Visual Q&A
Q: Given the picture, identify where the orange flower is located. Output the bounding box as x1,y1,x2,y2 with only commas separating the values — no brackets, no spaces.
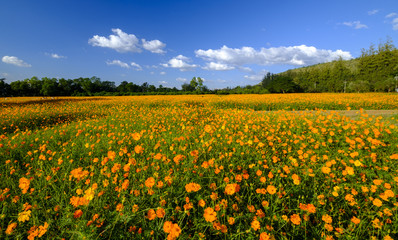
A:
345,166,354,175
290,214,301,225
19,177,30,194
146,209,156,220
204,125,212,133
321,166,331,174
163,221,173,233
132,132,141,141
185,182,201,192
198,199,206,207
306,204,316,213
73,209,83,218
260,232,271,240
224,183,239,195
266,185,277,195
38,222,49,237
145,177,155,188
251,219,261,231
107,151,116,160
351,216,360,224
228,217,235,225
156,208,166,218
204,207,217,222
134,145,143,154
322,214,332,224
373,198,382,207
5,222,17,235
163,221,181,240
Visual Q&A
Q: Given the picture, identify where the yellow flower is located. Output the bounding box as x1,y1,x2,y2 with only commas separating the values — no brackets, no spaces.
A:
18,210,31,222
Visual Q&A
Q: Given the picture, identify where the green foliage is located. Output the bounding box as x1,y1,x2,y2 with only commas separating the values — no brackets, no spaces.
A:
283,38,398,93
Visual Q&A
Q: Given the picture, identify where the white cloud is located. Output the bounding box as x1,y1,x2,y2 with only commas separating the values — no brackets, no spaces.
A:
142,39,166,54
195,45,352,67
386,13,397,18
176,77,187,82
89,28,166,54
89,28,141,53
131,62,143,71
2,56,31,67
158,81,167,85
392,18,398,30
161,55,197,71
244,70,269,82
368,9,379,15
50,53,66,59
160,71,166,75
342,21,368,29
106,60,130,68
203,62,235,71
385,13,398,30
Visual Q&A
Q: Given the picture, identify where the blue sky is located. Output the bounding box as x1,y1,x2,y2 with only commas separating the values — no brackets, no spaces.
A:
1,0,397,89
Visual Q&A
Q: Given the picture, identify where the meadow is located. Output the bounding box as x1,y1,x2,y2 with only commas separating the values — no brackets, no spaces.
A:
0,93,397,239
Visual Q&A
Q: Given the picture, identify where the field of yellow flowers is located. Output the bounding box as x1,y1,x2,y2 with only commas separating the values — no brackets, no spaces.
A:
0,93,397,239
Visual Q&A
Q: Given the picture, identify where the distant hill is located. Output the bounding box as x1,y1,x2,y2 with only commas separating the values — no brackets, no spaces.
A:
263,39,398,93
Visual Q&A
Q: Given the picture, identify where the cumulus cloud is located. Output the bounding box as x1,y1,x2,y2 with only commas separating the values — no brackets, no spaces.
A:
176,77,187,82
203,62,235,71
386,13,397,18
342,21,368,29
2,56,31,67
106,60,143,70
368,9,379,15
142,39,166,54
244,70,269,82
89,28,166,54
130,62,143,71
50,53,66,59
106,60,130,68
89,29,141,53
158,81,167,85
161,55,197,71
160,71,166,75
195,45,351,67
385,13,398,30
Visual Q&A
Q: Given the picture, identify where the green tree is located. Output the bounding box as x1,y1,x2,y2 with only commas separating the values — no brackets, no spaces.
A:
0,78,11,97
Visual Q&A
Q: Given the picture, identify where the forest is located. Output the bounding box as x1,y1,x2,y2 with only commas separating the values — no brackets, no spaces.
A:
262,39,398,93
1,39,397,97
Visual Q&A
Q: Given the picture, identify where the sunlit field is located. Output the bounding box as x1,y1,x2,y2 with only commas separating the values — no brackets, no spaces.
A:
1,93,397,239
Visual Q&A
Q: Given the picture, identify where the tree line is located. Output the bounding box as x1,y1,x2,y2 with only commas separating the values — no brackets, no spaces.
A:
261,39,398,93
0,77,213,97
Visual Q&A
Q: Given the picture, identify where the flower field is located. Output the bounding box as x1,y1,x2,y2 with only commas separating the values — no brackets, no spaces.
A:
0,93,398,239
